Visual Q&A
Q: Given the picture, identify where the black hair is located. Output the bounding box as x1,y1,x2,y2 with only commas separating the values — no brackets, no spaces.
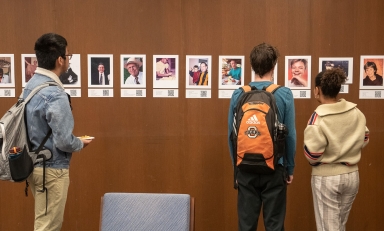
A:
34,33,67,70
315,68,347,98
250,43,279,77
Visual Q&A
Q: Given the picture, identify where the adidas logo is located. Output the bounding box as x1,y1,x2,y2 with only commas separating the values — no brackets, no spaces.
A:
246,114,260,124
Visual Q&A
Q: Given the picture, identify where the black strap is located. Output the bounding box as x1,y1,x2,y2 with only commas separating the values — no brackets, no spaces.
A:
36,153,48,215
25,129,52,215
34,129,52,154
36,129,52,216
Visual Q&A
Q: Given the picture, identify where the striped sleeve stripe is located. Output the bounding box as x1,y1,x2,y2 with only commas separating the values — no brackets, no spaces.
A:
340,162,356,166
304,145,323,160
308,112,318,125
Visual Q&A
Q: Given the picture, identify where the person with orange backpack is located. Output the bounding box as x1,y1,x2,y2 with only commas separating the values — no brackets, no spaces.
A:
228,43,297,231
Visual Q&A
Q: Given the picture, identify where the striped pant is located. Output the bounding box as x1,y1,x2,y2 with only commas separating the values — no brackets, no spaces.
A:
311,171,359,231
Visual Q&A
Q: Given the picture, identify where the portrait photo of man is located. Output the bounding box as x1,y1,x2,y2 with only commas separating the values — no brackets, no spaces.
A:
121,55,145,87
219,56,244,89
186,55,211,88
285,56,311,89
88,55,113,87
153,55,179,89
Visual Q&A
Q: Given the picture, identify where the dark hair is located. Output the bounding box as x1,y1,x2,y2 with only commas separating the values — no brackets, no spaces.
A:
291,59,307,69
0,68,3,74
193,65,199,68
250,43,279,77
315,68,347,98
364,61,377,73
200,62,208,73
98,62,105,67
34,33,67,70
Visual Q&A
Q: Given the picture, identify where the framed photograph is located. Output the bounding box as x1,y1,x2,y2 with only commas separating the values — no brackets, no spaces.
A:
21,54,38,87
251,63,278,85
285,56,311,89
88,54,113,88
153,55,178,89
121,54,146,88
359,55,384,89
185,55,211,89
0,54,15,87
319,57,353,84
219,56,244,89
59,54,81,87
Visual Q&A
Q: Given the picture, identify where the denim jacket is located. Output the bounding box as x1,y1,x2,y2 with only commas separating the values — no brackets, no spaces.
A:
23,69,83,169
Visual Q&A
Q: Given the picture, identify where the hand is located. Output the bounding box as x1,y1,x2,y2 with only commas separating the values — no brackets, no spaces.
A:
286,175,293,185
81,139,93,148
291,76,307,87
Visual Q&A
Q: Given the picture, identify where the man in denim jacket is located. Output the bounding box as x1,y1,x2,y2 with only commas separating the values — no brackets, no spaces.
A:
24,33,92,231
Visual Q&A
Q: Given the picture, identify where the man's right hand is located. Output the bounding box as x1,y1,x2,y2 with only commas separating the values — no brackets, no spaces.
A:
81,139,92,148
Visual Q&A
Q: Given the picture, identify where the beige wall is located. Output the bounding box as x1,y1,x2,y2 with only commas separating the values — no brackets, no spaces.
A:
0,0,383,230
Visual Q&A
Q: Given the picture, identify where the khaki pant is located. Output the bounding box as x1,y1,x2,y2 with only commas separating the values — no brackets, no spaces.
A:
28,167,70,231
311,171,359,231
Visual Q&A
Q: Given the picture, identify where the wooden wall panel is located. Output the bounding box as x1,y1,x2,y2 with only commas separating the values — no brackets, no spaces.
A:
0,0,383,230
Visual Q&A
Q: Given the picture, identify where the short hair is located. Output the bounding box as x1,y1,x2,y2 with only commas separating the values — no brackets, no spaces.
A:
315,68,347,98
364,61,377,73
230,60,237,64
98,62,105,67
250,43,279,77
193,65,199,69
34,33,67,70
290,59,307,69
200,62,208,73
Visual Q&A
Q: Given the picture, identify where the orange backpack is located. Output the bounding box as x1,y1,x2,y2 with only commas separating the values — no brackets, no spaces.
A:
231,84,288,179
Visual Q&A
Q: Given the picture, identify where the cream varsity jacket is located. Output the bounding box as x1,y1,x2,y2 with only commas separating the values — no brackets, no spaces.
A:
304,99,369,176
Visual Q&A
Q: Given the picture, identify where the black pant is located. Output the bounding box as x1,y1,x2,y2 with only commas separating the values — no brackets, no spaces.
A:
237,165,287,231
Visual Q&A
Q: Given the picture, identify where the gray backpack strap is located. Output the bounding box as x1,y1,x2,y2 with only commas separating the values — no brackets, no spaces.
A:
22,82,60,103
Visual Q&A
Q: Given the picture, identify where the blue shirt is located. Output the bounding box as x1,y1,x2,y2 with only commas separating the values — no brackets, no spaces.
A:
228,67,242,80
227,81,297,175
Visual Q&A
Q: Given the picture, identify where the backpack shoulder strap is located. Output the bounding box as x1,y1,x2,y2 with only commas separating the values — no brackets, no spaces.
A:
241,85,259,93
241,85,252,93
23,82,59,103
265,84,281,94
